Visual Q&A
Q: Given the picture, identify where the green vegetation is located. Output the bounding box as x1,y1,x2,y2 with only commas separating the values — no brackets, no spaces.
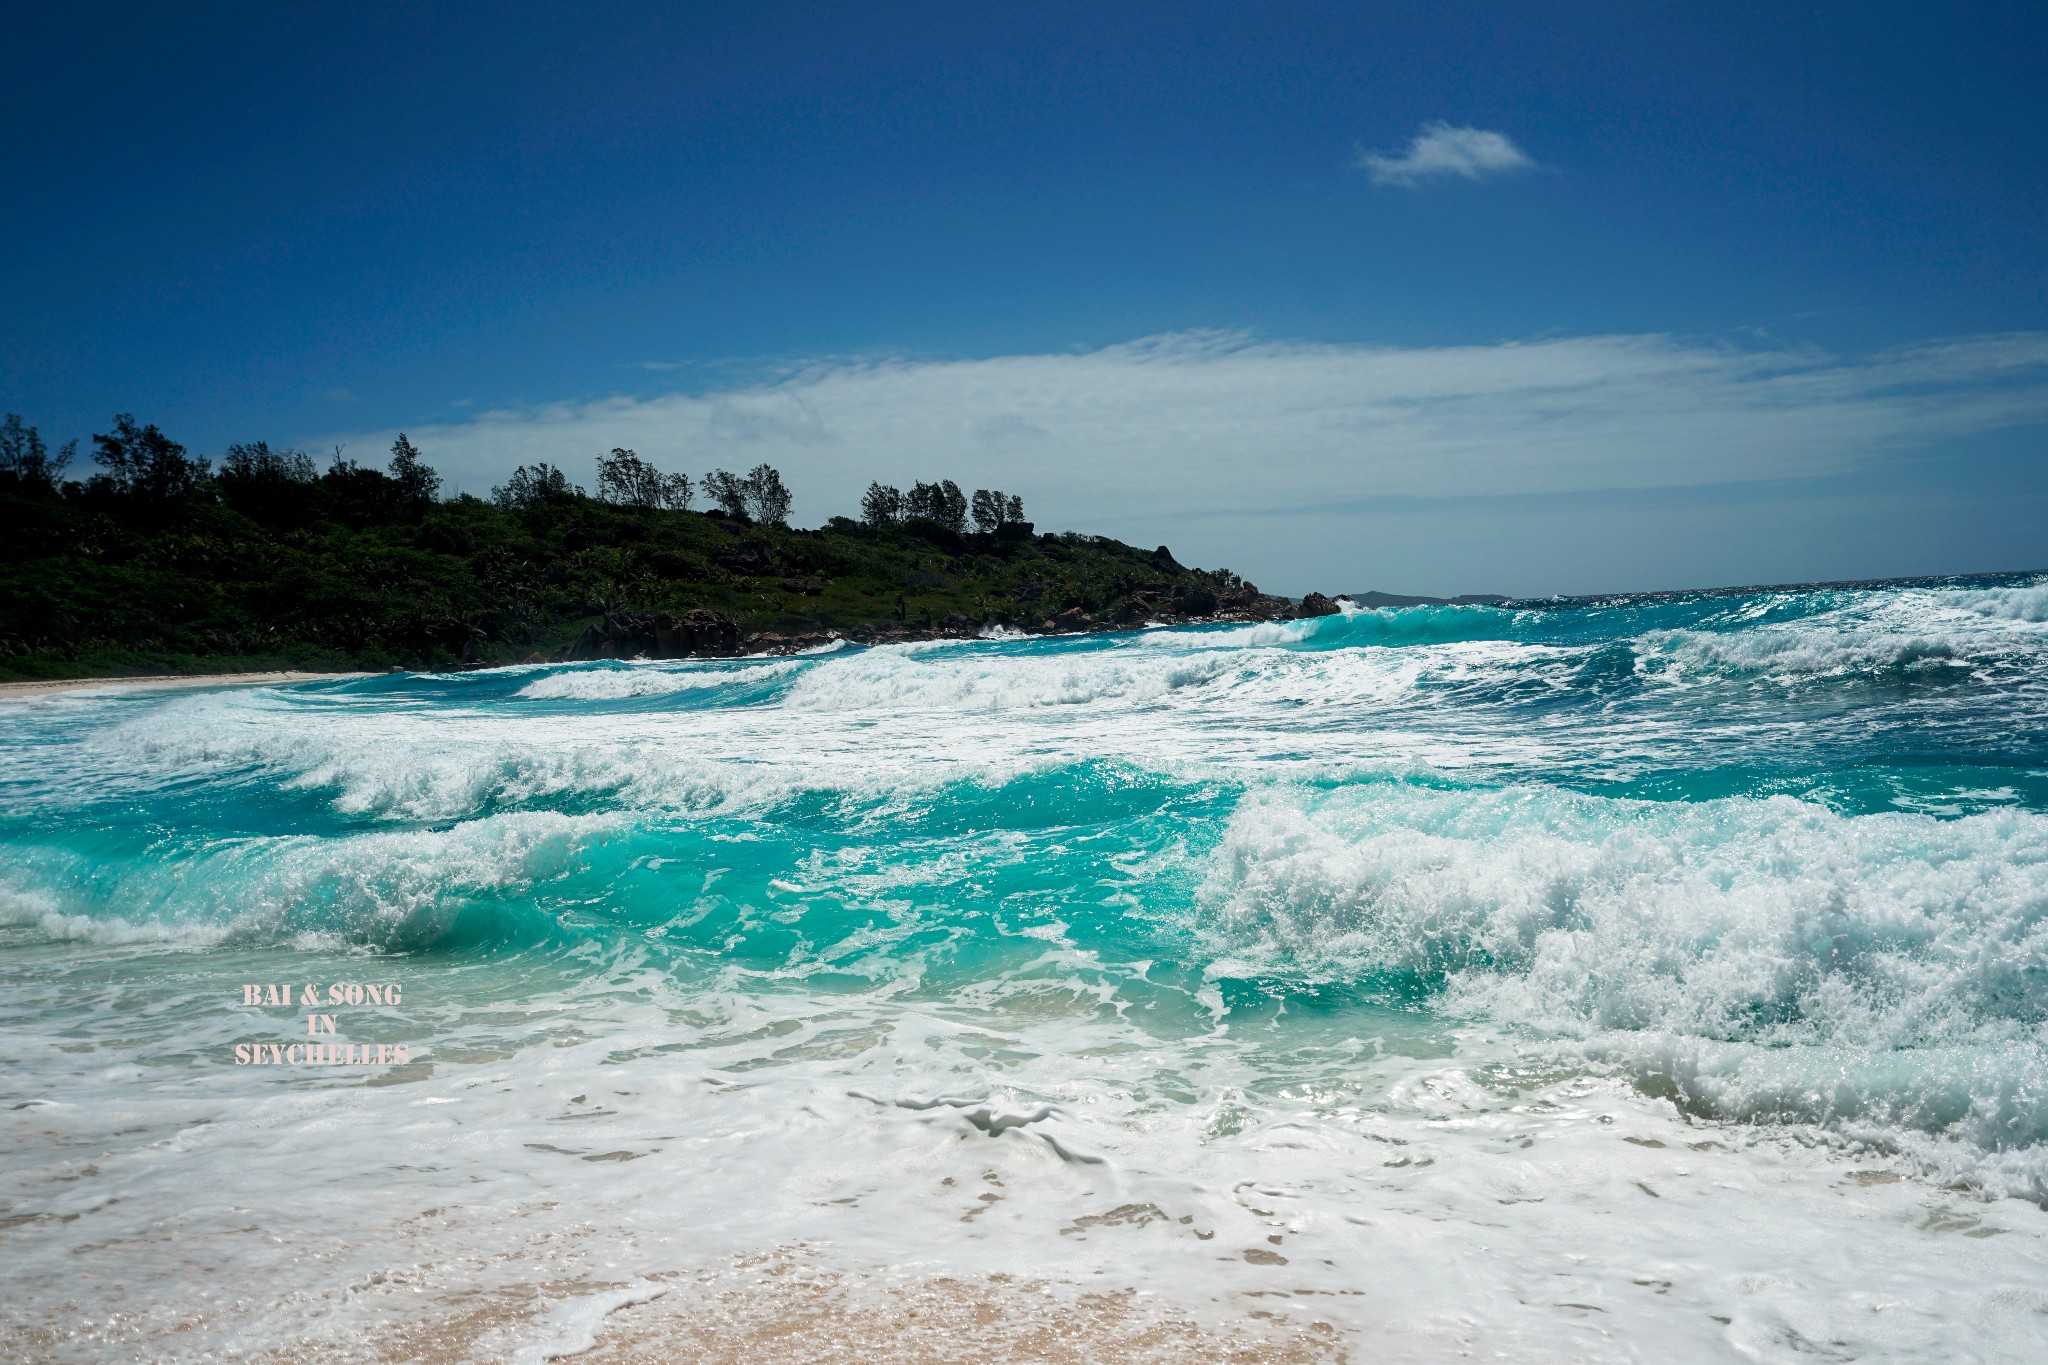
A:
0,415,1289,680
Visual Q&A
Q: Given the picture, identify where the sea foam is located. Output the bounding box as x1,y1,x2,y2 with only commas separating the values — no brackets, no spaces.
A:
8,574,2048,1360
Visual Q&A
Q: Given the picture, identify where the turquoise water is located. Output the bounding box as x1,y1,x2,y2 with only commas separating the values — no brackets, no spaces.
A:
5,576,2048,1360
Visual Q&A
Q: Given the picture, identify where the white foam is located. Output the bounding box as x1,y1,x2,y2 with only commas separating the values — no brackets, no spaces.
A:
512,1282,669,1364
1637,625,1970,679
8,945,2047,1364
1197,782,2048,1192
1944,582,2048,623
778,642,1240,712
1635,579,2048,684
1,882,228,948
514,660,802,700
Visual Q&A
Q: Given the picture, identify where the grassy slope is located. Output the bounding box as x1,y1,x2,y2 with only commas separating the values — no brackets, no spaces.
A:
0,476,1286,681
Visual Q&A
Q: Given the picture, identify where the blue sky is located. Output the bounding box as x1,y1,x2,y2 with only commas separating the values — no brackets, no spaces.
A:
4,1,2045,595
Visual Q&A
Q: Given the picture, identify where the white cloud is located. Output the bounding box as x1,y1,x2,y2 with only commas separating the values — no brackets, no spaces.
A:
326,330,2048,589
1357,122,1537,187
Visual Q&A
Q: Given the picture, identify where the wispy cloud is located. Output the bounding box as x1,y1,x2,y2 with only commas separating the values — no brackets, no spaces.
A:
321,331,2048,548
1356,122,1537,187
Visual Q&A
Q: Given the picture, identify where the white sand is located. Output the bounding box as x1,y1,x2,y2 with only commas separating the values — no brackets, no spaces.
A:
0,670,362,700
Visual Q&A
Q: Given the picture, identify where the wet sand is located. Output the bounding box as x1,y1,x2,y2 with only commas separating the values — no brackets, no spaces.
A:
233,1257,1347,1365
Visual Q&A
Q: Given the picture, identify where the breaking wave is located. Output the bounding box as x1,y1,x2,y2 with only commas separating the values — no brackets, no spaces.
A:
6,570,2048,1203
1197,779,2048,1192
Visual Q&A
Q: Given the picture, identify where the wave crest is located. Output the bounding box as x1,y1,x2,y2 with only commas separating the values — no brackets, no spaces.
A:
1199,783,2048,1172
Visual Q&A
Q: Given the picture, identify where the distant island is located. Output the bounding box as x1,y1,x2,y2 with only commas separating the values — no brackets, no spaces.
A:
0,414,1351,682
1343,590,1511,608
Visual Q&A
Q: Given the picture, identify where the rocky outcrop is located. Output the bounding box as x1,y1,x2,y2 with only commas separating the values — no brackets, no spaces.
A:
563,609,739,661
1297,592,1341,618
559,586,1335,665
1110,594,1159,625
744,629,843,653
1103,580,1287,626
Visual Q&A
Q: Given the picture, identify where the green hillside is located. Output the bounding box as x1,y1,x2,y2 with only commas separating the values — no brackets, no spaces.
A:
0,417,1307,681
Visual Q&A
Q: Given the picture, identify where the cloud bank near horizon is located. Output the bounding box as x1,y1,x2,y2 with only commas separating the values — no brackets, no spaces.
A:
330,328,2048,516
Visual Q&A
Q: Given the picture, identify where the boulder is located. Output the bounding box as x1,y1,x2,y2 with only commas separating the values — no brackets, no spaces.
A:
676,608,739,656
1149,545,1182,573
1297,592,1341,618
1121,589,1189,624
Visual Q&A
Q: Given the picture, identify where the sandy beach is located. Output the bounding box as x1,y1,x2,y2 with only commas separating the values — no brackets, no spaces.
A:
0,670,359,701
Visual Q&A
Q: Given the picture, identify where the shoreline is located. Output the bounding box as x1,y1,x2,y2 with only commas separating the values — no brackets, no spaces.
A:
0,669,366,700
0,606,1319,700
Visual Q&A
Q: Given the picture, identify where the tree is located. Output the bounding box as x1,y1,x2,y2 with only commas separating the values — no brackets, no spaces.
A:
742,463,791,526
90,414,208,499
597,447,691,509
597,447,692,510
702,468,749,518
221,441,317,484
970,488,1025,534
860,482,903,527
0,414,73,491
388,434,441,504
491,462,579,510
905,479,967,532
970,488,1001,534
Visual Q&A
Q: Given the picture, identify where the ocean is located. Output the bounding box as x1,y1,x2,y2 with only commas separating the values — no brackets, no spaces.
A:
5,574,2048,1362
